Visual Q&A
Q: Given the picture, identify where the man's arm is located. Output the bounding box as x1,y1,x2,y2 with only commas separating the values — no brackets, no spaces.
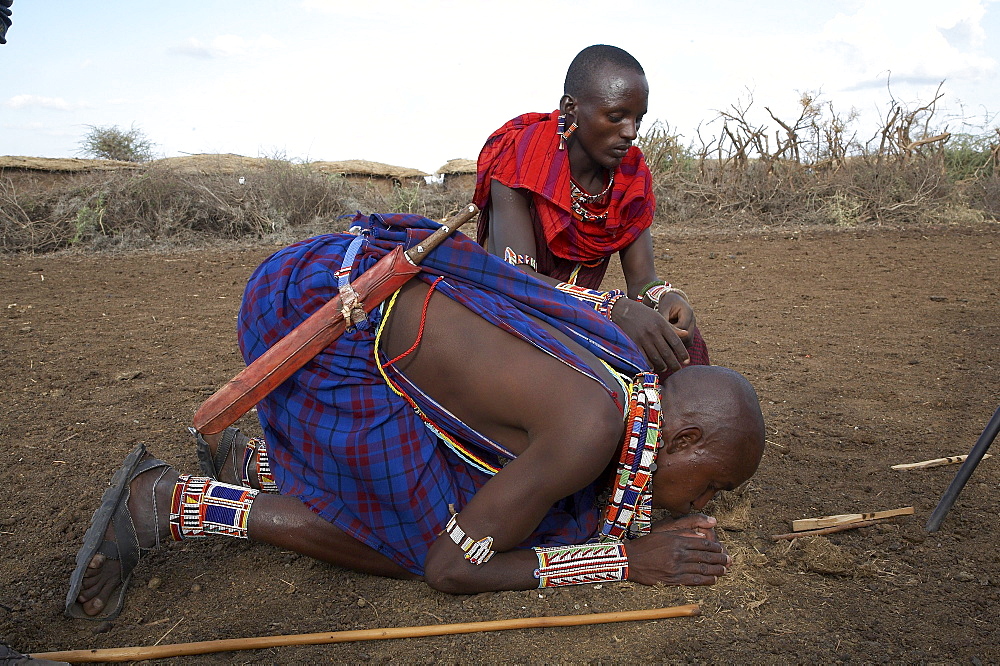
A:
612,230,694,374
486,179,559,286
382,281,727,593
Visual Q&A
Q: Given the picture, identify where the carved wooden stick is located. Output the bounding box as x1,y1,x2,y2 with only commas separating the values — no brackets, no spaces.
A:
32,605,700,663
791,506,913,532
771,519,879,541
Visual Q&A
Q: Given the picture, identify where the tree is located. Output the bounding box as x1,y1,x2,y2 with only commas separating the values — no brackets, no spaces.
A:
78,123,155,162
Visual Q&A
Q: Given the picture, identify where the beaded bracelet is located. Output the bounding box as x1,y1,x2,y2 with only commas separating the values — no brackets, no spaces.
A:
642,283,690,307
533,541,629,587
637,279,666,301
444,514,496,565
503,246,538,271
555,282,626,321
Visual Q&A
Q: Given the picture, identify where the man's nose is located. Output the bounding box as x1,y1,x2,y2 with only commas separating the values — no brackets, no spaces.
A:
621,120,638,141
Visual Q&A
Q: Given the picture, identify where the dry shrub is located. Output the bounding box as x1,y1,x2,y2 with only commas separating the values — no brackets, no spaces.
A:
1,156,479,253
644,85,999,230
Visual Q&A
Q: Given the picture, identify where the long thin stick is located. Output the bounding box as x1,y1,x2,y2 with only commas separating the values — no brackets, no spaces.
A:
771,519,879,541
32,605,700,663
892,453,991,470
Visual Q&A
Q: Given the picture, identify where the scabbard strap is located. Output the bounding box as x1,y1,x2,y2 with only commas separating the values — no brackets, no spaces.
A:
336,234,370,330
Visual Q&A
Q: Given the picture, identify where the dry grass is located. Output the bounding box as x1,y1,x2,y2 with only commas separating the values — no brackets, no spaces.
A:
0,158,470,253
2,87,997,254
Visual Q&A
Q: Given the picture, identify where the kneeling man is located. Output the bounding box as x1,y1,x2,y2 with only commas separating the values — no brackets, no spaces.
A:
67,213,765,620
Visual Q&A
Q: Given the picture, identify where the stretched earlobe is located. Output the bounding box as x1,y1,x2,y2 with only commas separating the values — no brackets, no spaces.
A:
663,426,703,454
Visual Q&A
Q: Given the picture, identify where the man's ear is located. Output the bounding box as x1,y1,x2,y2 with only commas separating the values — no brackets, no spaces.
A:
559,94,576,119
663,426,702,454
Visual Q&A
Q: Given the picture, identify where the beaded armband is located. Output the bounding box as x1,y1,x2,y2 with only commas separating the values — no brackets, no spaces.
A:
533,541,629,588
444,514,496,565
503,247,538,271
555,283,625,321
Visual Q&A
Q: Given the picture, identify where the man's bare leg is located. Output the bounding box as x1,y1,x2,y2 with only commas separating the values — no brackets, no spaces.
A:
75,455,418,617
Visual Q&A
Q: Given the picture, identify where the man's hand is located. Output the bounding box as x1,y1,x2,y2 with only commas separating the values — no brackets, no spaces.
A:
626,514,731,586
657,292,696,343
610,296,690,374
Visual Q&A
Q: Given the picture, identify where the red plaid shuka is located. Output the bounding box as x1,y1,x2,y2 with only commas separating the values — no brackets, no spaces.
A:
473,110,655,288
473,111,710,367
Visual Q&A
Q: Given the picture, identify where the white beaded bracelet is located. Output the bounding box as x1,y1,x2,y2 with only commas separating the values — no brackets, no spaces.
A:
444,514,496,565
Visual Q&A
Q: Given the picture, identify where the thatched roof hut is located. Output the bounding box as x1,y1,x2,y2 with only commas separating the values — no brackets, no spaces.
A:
150,154,271,175
309,160,429,193
0,156,139,191
435,158,476,190
0,156,138,172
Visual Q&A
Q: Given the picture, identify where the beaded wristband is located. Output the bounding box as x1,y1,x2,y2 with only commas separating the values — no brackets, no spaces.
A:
503,246,538,271
637,279,666,300
555,282,626,321
644,283,689,306
444,514,496,565
533,541,629,587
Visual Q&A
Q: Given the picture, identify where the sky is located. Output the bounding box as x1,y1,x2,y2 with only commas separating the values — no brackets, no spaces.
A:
2,0,999,175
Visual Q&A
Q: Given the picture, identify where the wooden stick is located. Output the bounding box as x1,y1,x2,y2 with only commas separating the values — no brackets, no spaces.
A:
892,453,991,470
192,205,478,435
31,605,700,663
791,506,913,532
771,519,879,541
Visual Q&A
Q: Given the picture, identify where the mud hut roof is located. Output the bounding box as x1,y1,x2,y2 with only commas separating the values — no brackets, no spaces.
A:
0,156,138,172
309,160,429,179
435,158,477,175
150,154,272,175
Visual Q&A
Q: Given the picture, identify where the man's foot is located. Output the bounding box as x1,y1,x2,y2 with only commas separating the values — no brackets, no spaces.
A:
66,444,178,619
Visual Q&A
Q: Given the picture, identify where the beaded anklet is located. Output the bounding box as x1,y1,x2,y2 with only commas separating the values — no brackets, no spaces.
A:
555,282,625,321
444,514,495,565
241,438,279,493
533,541,629,587
169,475,259,540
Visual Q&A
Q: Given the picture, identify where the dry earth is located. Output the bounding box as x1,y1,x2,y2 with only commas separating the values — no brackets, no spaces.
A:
1,221,998,664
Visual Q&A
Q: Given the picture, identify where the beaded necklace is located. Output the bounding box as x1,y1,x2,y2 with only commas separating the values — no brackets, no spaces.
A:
599,372,661,541
569,171,614,223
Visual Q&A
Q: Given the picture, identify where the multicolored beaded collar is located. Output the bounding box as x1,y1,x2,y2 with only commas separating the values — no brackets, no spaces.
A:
600,371,661,541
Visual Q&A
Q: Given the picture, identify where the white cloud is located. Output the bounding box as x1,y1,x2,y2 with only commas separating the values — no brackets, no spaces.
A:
169,34,282,60
4,94,88,111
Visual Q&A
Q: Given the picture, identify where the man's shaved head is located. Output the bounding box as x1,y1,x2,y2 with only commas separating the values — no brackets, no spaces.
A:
564,44,645,99
665,365,766,452
652,366,766,516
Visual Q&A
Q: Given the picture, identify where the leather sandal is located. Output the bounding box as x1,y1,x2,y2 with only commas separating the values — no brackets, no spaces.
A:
64,443,170,621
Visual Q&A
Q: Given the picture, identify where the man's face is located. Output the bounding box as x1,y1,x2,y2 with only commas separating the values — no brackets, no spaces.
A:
568,67,649,171
651,436,761,518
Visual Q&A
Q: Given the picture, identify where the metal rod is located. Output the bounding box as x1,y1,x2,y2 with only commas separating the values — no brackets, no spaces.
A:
925,404,1000,532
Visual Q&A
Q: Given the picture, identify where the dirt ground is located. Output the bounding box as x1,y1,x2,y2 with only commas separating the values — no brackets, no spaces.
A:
1,220,998,664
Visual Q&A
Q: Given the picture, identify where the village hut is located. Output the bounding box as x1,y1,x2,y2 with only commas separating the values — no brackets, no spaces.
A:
435,158,477,191
150,154,271,175
308,159,429,194
0,156,138,191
